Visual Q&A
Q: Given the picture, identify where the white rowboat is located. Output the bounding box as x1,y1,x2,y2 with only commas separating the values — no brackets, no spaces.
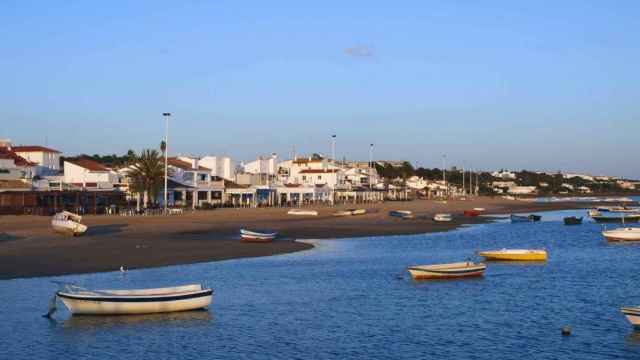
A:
240,229,277,242
433,213,453,222
287,209,318,216
408,262,486,280
56,284,213,315
51,211,88,236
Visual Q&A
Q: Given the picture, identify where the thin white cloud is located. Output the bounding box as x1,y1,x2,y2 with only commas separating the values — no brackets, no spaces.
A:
344,44,374,57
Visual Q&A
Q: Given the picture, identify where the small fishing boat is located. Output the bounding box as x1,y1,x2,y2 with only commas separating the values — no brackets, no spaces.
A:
240,229,277,242
528,214,542,222
602,227,640,242
473,207,486,212
478,249,547,261
287,209,318,216
510,214,530,223
433,213,453,222
563,216,583,225
350,209,367,216
55,284,213,315
51,211,88,236
463,210,481,217
389,210,414,219
592,214,640,223
333,209,367,217
333,210,352,217
620,306,640,329
407,261,486,280
588,209,601,217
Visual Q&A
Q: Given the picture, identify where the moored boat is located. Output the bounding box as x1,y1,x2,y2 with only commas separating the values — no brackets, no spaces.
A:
240,229,277,242
56,284,213,315
333,210,353,217
433,213,453,222
287,209,318,216
350,209,367,216
510,214,530,223
51,211,88,236
478,249,547,261
592,214,640,223
473,207,486,212
602,227,640,242
621,306,640,329
333,209,367,217
528,214,542,222
588,209,601,217
407,261,486,280
563,216,583,225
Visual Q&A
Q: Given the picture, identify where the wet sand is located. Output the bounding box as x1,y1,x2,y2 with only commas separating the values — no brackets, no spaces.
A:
0,197,597,279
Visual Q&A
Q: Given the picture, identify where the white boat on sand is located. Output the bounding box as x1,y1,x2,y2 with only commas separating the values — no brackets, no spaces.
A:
433,213,453,222
287,209,318,216
602,227,640,242
51,211,88,236
240,229,277,242
56,284,213,315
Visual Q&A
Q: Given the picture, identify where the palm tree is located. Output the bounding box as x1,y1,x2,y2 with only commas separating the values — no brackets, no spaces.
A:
127,149,165,209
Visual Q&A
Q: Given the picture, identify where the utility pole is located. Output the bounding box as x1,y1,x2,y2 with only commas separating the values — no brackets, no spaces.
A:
442,154,447,199
462,164,466,196
162,112,171,213
331,134,336,166
369,143,374,190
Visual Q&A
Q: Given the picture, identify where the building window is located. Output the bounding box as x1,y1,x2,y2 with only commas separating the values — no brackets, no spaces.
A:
318,175,322,180
302,176,307,181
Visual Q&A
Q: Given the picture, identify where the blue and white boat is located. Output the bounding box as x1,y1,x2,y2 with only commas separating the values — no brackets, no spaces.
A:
240,229,277,242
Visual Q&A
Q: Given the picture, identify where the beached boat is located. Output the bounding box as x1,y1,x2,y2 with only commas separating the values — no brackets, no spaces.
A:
287,209,318,216
407,261,486,280
473,207,486,212
433,213,453,222
51,211,88,236
333,209,367,217
350,209,367,216
240,229,277,242
528,214,542,222
602,227,640,242
56,284,213,315
592,214,640,223
620,306,640,329
463,210,481,217
563,216,583,225
389,210,414,219
478,249,547,261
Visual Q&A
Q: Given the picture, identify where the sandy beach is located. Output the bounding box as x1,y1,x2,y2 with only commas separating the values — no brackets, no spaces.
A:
0,197,600,279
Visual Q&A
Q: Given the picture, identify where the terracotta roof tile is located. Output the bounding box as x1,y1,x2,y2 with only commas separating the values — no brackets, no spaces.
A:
11,145,61,153
299,169,339,174
167,158,211,171
66,158,110,172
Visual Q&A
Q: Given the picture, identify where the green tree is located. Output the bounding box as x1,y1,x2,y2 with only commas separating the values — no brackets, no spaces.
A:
127,149,166,208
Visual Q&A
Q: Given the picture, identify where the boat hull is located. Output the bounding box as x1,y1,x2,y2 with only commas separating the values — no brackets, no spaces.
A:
408,262,486,280
602,228,640,242
240,229,276,242
621,307,640,328
592,216,640,223
463,210,480,217
287,210,318,216
478,250,547,261
57,289,213,315
563,217,583,225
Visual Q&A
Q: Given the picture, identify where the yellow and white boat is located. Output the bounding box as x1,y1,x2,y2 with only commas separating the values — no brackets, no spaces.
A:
478,249,547,261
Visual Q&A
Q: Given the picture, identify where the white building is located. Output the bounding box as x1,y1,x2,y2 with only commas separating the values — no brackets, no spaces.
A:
491,170,517,180
197,155,236,181
64,159,119,190
278,156,344,188
405,176,428,190
12,145,61,175
564,173,595,182
243,154,278,175
507,186,537,195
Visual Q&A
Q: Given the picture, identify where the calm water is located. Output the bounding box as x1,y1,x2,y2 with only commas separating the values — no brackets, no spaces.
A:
2,209,640,359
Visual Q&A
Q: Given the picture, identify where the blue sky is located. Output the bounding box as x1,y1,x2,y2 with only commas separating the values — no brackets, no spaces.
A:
2,1,639,178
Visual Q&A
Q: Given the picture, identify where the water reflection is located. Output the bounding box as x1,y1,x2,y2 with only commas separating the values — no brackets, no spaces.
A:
61,309,213,330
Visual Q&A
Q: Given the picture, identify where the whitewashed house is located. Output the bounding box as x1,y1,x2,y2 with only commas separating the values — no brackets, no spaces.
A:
491,170,517,180
12,145,61,175
278,156,343,188
64,159,119,190
243,154,278,175
166,157,225,208
197,155,236,181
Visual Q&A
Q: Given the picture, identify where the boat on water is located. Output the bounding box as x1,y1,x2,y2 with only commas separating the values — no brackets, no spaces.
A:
389,210,414,219
510,214,541,223
602,227,640,242
287,209,318,216
463,210,481,217
528,214,542,222
473,207,486,212
56,284,213,315
563,216,583,225
240,229,277,242
407,261,486,280
478,249,547,261
51,211,88,236
433,213,453,222
588,209,601,217
620,307,640,329
591,214,640,223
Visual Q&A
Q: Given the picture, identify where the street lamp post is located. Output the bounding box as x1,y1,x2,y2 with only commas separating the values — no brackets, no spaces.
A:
369,143,374,190
162,112,171,213
442,154,447,199
331,134,336,165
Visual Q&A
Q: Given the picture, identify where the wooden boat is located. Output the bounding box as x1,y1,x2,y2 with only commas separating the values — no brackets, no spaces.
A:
56,284,213,315
350,209,367,216
602,227,640,242
333,209,367,217
592,214,640,223
433,213,453,222
287,209,318,216
463,210,481,217
478,249,547,261
407,261,486,280
473,207,486,212
563,216,583,225
51,211,88,236
240,229,277,242
588,209,601,217
389,210,414,219
620,306,640,328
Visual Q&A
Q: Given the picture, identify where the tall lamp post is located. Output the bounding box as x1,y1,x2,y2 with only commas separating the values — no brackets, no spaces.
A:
162,112,171,213
369,143,374,190
331,134,336,165
442,154,447,199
